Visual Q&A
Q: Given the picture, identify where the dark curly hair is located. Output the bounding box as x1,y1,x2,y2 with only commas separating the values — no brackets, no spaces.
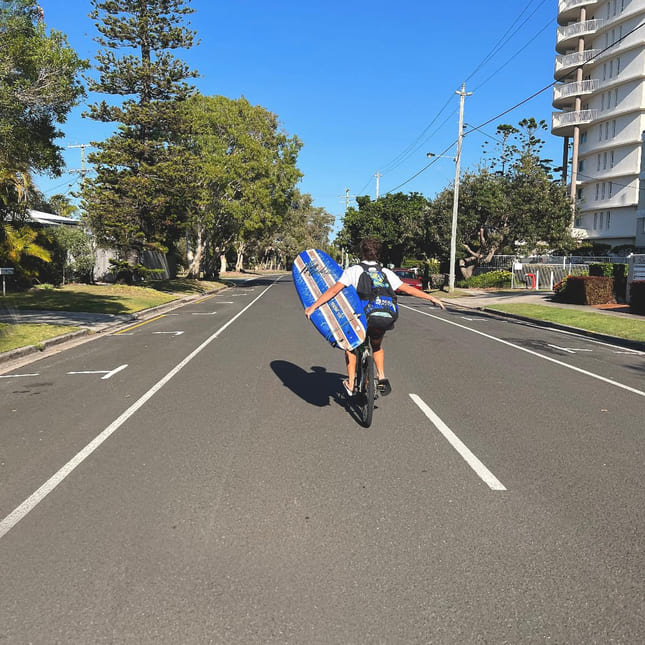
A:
359,238,382,261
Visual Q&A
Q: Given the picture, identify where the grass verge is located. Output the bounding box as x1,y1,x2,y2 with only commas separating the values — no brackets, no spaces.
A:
2,280,224,315
486,303,645,342
0,323,81,353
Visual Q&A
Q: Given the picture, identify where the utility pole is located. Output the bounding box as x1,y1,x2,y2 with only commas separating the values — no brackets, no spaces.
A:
67,143,93,184
448,83,471,293
374,171,382,200
339,187,354,211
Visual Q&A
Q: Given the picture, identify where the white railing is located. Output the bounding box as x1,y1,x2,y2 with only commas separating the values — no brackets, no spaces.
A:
559,0,601,14
552,109,599,129
553,79,600,102
557,19,606,41
555,49,600,75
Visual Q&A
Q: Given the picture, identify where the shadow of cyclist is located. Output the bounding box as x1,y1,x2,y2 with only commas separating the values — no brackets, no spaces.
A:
270,360,345,408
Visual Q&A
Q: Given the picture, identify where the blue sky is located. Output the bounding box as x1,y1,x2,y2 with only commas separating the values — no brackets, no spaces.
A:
36,0,560,234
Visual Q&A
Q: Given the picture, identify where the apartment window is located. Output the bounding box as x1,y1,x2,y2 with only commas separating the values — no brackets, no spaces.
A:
611,150,615,167
578,159,585,172
601,92,605,110
596,183,600,200
581,132,588,144
602,183,606,199
614,88,619,107
603,152,608,169
594,213,598,229
599,212,604,229
608,182,613,198
616,57,621,75
597,154,601,171
612,120,617,138
606,212,611,230
603,63,607,81
605,122,610,139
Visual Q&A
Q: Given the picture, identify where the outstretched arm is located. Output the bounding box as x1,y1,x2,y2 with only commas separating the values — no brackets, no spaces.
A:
396,283,445,310
304,281,345,319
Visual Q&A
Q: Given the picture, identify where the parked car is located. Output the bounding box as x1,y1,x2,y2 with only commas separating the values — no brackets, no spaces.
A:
392,268,423,290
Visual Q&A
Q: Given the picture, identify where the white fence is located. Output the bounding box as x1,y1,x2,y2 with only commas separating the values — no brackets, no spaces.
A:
626,255,645,303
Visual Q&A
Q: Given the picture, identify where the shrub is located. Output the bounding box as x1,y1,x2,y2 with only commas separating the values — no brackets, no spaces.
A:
560,275,615,305
589,263,627,301
457,270,513,289
630,281,645,315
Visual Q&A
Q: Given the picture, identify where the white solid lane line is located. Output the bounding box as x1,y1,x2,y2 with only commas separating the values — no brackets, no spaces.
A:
0,373,39,379
402,304,645,398
409,394,507,491
0,281,277,540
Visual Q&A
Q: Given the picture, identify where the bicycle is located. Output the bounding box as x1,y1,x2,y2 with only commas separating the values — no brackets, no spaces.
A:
349,339,376,428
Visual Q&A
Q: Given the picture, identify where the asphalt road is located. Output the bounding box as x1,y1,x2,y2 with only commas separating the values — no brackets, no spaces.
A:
1,276,643,644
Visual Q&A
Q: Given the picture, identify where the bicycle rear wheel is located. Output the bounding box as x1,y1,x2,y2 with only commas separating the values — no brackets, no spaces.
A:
358,348,375,428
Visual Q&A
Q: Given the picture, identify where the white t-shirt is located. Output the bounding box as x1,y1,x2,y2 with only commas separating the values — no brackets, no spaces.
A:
338,261,403,291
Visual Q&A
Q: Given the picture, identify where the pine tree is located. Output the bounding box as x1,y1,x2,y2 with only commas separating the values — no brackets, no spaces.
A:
82,0,199,259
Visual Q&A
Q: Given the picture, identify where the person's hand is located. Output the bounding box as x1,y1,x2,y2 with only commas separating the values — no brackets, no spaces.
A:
304,305,316,319
431,296,445,310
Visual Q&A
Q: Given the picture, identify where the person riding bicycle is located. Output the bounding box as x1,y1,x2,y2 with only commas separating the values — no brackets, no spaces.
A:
304,237,445,397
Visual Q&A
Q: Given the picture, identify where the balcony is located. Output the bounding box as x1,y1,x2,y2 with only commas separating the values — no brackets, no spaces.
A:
552,79,600,108
558,0,601,25
556,19,606,53
554,49,600,80
552,109,599,136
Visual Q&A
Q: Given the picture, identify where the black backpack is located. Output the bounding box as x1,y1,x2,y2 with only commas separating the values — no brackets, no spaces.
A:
356,262,399,330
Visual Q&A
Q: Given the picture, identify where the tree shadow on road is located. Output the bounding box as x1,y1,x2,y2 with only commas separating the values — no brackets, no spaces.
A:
270,360,345,408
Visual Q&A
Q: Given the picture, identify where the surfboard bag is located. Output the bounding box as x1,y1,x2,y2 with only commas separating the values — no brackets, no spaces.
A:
356,262,399,330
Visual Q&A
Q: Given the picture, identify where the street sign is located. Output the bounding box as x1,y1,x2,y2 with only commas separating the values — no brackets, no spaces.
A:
1,267,14,296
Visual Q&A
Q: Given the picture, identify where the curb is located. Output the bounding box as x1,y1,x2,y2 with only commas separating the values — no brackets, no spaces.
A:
0,285,228,366
447,300,645,352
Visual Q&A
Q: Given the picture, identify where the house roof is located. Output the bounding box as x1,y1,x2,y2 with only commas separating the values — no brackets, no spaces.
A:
27,210,81,227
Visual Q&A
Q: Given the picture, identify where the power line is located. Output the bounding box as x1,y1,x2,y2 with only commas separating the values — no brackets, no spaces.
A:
472,19,553,93
382,20,645,195
465,0,548,84
370,1,552,182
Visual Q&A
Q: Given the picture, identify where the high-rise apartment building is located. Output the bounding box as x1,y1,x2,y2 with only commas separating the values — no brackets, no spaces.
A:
552,0,645,252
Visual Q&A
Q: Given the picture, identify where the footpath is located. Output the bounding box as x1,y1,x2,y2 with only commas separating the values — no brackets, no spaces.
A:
0,285,228,369
1,287,643,369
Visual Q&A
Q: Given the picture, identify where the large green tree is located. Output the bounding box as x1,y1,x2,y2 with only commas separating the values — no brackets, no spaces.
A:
82,0,199,261
181,94,302,275
429,118,574,278
336,192,427,266
267,189,334,269
0,0,86,221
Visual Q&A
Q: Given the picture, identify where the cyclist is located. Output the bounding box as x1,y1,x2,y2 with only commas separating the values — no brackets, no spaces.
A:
304,237,445,397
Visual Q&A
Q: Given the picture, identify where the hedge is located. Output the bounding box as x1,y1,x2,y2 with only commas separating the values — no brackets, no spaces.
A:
630,281,645,315
456,270,513,289
589,263,627,301
558,275,615,305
